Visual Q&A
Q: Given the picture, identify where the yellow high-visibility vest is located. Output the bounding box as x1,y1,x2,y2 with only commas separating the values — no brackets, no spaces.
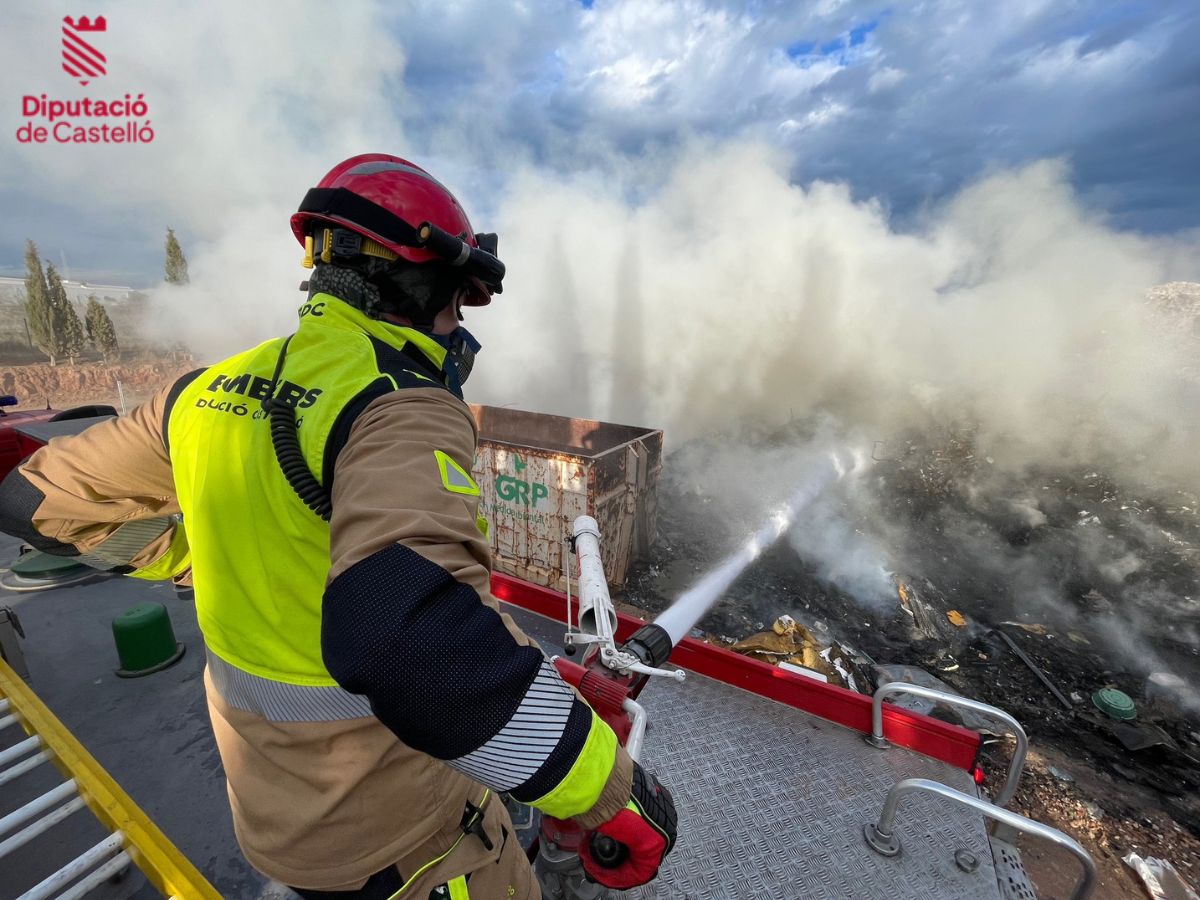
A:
166,295,449,693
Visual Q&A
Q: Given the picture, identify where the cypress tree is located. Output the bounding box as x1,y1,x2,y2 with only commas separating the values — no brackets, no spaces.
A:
85,296,119,362
23,240,59,365
45,265,82,365
62,296,86,365
41,262,73,367
165,227,190,284
84,294,98,346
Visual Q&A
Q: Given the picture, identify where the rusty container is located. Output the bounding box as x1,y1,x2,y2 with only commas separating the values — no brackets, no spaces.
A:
471,405,663,591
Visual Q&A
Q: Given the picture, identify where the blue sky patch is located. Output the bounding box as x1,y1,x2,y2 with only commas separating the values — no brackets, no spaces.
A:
788,17,881,64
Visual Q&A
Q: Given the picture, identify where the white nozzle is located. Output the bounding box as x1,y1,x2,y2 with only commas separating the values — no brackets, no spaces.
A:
572,516,617,639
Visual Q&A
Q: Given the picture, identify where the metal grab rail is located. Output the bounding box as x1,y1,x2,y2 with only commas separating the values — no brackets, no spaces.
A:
863,778,1096,900
868,682,1028,807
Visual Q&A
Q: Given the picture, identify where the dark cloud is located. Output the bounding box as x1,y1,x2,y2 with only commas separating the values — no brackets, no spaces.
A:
1,0,1196,281
392,0,1199,233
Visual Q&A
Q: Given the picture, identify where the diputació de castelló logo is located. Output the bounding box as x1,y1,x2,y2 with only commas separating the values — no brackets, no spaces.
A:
16,14,155,145
62,15,107,85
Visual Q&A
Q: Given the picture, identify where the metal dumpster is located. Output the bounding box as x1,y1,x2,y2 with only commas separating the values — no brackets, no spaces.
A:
470,405,663,591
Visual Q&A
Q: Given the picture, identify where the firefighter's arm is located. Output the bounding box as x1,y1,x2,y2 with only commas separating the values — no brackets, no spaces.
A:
322,387,632,828
0,382,191,582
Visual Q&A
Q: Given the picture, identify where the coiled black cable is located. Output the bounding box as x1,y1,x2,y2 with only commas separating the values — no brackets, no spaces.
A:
267,401,332,521
262,336,333,522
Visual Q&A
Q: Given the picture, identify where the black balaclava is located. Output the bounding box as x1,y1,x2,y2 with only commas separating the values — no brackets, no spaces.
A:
307,257,459,326
306,259,482,389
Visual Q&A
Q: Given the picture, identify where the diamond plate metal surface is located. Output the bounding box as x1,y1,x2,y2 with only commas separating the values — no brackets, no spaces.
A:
991,837,1038,900
510,607,1003,900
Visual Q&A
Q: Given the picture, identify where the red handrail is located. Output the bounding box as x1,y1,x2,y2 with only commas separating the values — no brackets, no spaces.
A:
491,572,981,772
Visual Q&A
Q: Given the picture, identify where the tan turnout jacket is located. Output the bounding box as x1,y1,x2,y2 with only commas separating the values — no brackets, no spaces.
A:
15,381,630,893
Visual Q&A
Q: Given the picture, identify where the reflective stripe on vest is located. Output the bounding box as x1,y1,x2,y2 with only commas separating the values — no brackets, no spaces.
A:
166,295,451,716
206,649,372,721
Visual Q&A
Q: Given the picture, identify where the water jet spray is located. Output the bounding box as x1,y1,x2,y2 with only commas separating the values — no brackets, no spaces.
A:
535,450,852,900
653,451,849,645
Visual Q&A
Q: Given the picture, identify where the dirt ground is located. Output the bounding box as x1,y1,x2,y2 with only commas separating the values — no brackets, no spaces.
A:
0,358,195,412
1003,745,1199,898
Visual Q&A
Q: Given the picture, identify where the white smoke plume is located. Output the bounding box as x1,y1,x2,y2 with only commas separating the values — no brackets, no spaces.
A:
7,3,1195,492
473,142,1200,487
0,0,409,350
130,136,1199,648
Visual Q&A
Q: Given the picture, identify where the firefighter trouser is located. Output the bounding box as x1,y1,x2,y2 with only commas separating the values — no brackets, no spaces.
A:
288,796,539,900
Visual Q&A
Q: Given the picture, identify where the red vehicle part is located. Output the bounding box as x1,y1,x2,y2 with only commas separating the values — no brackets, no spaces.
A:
0,409,57,482
553,656,633,746
491,572,982,772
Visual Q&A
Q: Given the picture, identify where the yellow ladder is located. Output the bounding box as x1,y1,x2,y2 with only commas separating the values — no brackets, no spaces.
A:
0,657,220,899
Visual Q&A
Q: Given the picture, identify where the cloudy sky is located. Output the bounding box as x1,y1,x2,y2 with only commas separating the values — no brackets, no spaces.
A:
1,0,1197,286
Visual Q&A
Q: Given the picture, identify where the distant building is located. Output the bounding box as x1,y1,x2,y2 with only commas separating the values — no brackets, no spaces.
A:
0,276,137,303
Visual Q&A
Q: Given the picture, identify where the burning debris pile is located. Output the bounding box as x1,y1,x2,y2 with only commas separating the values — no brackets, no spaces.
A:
727,615,868,691
624,417,1200,854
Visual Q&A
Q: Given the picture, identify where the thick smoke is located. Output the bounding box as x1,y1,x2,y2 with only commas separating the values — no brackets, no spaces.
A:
469,142,1200,707
128,138,1198,631
473,143,1200,486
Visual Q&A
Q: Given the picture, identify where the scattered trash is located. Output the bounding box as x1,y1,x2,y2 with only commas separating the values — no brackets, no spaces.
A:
872,664,994,731
818,646,860,692
730,622,816,660
994,629,1074,710
1048,766,1075,783
1123,852,1199,900
1066,631,1091,645
934,654,960,673
1070,691,1085,704
873,664,940,716
946,610,967,627
999,621,1049,636
893,577,965,644
772,614,798,635
1082,801,1103,821
779,660,829,682
730,616,865,690
1110,721,1176,752
1093,687,1138,722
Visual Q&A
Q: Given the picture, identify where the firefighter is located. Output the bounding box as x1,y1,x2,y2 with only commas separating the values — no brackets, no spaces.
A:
0,155,676,898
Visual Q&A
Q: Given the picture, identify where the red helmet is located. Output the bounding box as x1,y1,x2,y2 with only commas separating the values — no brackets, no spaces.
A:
291,154,503,304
